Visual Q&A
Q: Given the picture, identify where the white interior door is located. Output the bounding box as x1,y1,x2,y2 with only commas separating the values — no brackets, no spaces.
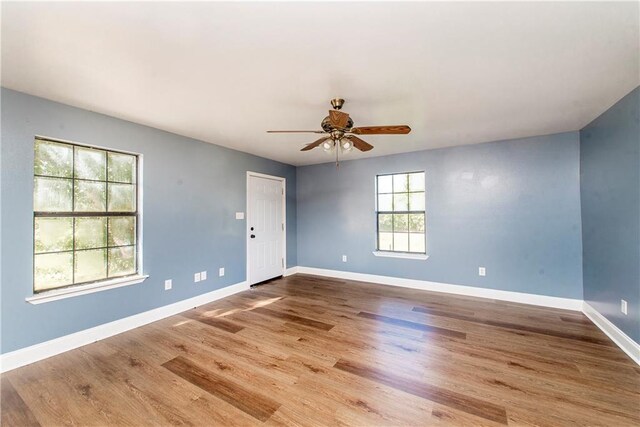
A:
248,173,285,285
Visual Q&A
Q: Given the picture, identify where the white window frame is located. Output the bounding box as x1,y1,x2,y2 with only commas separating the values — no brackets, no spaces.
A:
26,136,147,304
373,171,429,261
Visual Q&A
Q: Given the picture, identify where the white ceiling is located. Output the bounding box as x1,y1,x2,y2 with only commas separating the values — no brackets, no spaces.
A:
2,2,638,166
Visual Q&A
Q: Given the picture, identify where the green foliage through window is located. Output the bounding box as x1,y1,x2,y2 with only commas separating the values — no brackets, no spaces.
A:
33,137,139,293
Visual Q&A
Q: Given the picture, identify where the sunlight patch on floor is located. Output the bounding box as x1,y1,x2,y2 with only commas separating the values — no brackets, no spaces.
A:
172,319,193,327
248,297,283,309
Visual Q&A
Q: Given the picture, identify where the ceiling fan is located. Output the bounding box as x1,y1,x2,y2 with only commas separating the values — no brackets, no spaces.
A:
267,98,411,164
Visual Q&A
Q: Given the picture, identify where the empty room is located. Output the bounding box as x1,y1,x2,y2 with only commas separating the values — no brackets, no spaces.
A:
1,1,639,426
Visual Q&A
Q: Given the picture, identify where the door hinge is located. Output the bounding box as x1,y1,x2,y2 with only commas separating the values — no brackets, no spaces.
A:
282,258,284,268
282,223,284,231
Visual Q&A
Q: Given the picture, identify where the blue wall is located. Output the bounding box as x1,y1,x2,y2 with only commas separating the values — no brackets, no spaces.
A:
581,87,640,343
297,132,584,299
0,88,297,354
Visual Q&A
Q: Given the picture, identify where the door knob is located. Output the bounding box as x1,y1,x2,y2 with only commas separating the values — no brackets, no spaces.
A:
250,234,256,238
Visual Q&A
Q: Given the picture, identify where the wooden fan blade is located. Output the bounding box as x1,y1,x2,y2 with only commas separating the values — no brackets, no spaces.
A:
301,137,331,151
329,110,350,129
267,130,326,134
350,125,411,135
347,135,374,152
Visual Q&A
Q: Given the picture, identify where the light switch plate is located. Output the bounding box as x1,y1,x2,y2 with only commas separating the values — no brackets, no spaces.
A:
201,271,207,280
342,255,347,262
219,267,225,277
235,212,245,220
194,272,201,282
479,267,486,276
164,279,172,290
621,299,628,315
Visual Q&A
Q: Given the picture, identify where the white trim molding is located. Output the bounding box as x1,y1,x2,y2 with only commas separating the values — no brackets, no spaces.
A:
26,275,149,304
284,267,298,277
295,266,583,311
2,281,249,373
582,302,640,365
373,251,429,260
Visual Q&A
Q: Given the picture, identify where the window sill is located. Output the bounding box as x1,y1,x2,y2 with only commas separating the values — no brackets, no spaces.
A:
372,251,429,260
25,274,148,305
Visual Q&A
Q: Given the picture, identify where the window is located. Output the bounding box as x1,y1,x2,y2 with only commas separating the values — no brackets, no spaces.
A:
33,137,140,294
376,172,426,254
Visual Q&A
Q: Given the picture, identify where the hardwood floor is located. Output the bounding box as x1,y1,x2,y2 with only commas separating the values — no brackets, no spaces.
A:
2,274,639,426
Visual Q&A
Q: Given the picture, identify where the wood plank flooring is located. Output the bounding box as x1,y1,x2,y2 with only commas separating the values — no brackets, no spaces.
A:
2,273,639,426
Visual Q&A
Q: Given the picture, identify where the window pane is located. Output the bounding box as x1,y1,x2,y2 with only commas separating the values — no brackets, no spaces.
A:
108,152,136,183
34,217,73,253
74,180,106,212
376,172,426,254
393,214,408,232
75,146,106,180
378,232,393,251
108,184,136,212
409,192,425,211
109,246,136,277
34,140,73,178
108,216,136,247
393,174,408,192
378,214,392,232
393,193,408,211
394,233,409,252
75,249,107,283
378,194,392,211
34,177,73,211
409,172,425,192
34,252,73,292
377,175,392,193
409,213,425,232
33,139,140,293
409,233,426,253
75,217,107,249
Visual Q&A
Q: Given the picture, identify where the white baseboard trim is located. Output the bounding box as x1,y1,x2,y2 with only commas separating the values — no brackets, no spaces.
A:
582,302,640,365
284,267,298,277
295,266,583,311
0,281,249,373
4,272,638,372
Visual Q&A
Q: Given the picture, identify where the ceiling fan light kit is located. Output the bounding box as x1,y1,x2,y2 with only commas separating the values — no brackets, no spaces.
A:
267,98,411,166
320,138,353,153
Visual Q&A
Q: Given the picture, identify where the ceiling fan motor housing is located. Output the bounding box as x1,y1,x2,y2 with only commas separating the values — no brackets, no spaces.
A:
321,115,354,132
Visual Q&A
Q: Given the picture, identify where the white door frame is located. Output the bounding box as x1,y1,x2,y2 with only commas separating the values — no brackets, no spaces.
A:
246,171,287,285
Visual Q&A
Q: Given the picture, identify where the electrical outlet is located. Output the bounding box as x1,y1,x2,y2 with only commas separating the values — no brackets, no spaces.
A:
194,272,201,282
164,279,172,290
621,299,628,315
235,212,244,220
342,255,347,262
201,271,207,280
219,267,225,277
479,267,486,276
